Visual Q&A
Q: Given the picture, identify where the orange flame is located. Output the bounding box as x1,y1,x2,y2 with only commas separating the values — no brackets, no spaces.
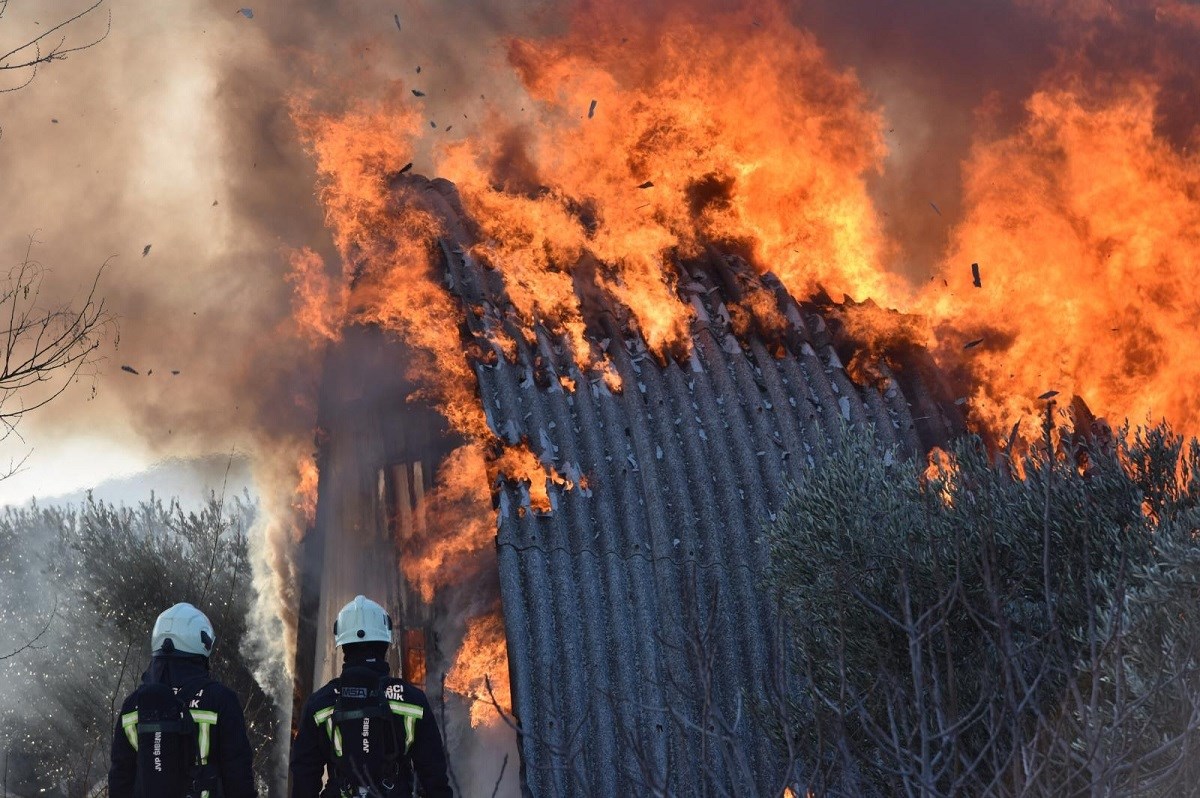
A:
920,45,1200,438
292,92,568,500
923,446,958,506
293,454,319,525
400,444,493,604
431,0,903,357
445,608,512,728
286,247,348,346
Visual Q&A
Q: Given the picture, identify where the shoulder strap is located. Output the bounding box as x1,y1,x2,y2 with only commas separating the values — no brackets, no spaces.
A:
177,676,218,774
379,677,404,777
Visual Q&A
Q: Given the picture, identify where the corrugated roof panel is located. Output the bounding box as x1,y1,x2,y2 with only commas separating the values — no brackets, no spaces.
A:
422,178,963,794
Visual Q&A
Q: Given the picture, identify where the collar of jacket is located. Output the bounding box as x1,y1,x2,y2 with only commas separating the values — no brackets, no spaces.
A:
341,657,390,677
145,653,211,686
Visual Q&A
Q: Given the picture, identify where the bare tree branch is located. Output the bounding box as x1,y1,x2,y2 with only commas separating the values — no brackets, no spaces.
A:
0,235,116,459
0,1,110,94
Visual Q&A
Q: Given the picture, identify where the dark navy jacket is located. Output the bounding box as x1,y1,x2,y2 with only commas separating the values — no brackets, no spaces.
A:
108,655,257,798
290,657,451,798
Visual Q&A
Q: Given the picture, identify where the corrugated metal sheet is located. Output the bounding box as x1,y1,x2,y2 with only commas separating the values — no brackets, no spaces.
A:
411,177,965,795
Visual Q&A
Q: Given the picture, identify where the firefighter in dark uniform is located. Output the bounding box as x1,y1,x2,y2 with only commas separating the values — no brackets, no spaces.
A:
108,602,257,798
290,595,452,798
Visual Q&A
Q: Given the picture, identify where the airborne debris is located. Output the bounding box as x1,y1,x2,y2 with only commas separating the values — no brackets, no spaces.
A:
1006,420,1022,451
637,181,654,189
588,99,597,119
399,162,413,174
212,200,218,206
171,370,180,376
142,244,151,257
120,365,139,375
237,8,253,19
416,66,421,73
971,262,982,287
51,118,58,124
930,201,942,216
1038,390,1060,400
393,13,401,31
964,338,984,350
412,89,425,97
430,121,437,128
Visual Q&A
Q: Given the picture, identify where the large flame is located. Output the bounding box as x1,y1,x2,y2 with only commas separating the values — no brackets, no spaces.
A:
437,0,901,356
399,444,493,604
829,1,1200,439
920,4,1200,436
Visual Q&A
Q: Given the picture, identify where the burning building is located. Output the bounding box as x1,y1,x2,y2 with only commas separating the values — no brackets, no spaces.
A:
282,2,1199,793
293,175,967,794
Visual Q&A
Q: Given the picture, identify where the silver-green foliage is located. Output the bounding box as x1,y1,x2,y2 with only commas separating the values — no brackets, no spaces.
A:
767,420,1200,797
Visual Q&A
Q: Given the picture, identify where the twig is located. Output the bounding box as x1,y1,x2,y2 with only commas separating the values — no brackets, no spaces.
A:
440,672,464,798
0,1,110,94
0,593,57,660
490,753,509,798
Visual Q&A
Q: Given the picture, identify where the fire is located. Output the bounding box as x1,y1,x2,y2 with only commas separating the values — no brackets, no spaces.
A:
292,454,319,525
912,2,1200,439
287,247,348,346
923,447,958,506
922,81,1200,437
291,94,566,491
286,0,1200,744
399,444,493,603
434,0,903,357
445,608,512,727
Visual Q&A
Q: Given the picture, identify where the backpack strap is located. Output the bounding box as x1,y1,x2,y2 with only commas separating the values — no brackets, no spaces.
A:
313,679,344,759
380,678,422,782
386,697,424,754
173,677,221,798
176,677,218,766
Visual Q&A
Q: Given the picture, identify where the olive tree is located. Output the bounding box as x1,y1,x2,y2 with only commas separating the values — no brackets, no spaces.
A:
767,415,1200,796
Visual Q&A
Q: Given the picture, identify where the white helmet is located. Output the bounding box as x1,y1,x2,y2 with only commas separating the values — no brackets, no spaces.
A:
334,595,392,647
151,603,215,657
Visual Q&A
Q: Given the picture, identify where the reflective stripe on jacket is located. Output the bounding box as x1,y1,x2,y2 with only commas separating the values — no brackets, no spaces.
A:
289,658,452,798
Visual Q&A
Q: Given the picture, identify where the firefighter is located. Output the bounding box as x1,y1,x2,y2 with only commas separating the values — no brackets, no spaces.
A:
290,595,452,798
108,602,257,798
